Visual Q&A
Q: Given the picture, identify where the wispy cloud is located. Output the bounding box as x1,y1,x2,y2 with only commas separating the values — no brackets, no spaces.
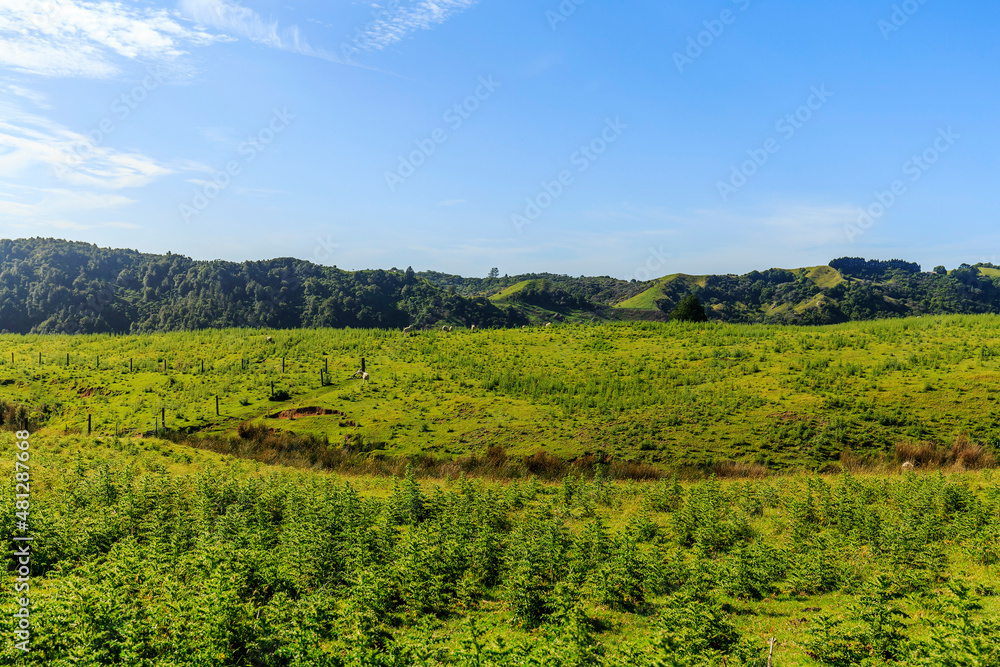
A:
351,0,479,52
197,125,238,145
0,100,173,188
0,183,137,230
0,82,50,108
0,0,220,78
178,0,341,62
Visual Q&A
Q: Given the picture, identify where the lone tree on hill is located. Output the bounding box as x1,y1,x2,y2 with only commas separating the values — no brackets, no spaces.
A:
670,294,708,322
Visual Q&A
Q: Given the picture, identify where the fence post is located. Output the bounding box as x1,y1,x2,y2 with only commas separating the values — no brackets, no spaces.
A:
87,414,91,435
216,395,220,416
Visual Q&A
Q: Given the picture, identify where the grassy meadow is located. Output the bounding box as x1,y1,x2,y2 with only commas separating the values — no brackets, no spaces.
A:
2,315,1000,665
2,315,1000,470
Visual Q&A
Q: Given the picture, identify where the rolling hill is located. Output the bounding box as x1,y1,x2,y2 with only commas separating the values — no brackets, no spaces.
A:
3,238,1000,333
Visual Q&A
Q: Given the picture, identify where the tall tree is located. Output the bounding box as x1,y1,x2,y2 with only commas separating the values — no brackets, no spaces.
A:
670,294,708,322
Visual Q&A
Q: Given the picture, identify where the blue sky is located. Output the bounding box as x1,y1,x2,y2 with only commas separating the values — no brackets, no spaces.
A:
1,0,997,279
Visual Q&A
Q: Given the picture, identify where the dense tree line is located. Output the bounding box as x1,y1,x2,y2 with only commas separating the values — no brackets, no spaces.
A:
3,240,1000,333
0,239,521,334
828,257,921,279
662,259,1000,325
417,270,650,306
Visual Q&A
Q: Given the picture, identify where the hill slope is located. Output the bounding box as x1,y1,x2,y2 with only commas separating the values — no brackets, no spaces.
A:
3,238,1000,333
3,315,999,471
0,238,524,334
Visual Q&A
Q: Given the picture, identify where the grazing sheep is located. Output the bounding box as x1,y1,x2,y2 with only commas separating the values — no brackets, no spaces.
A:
352,368,370,384
544,322,552,328
449,326,454,332
442,325,449,332
470,325,476,332
402,325,413,334
902,460,915,471
266,336,273,342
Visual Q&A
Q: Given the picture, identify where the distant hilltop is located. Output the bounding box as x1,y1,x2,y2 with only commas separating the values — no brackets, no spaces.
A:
0,238,998,334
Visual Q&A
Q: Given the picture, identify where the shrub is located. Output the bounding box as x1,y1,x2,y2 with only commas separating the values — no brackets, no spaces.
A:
236,420,270,440
895,440,944,468
951,434,996,469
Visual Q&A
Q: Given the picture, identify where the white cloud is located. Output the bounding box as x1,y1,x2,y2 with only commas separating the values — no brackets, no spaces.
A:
348,0,479,52
0,101,173,188
197,125,237,145
0,184,136,230
179,0,340,61
0,83,51,108
0,0,220,78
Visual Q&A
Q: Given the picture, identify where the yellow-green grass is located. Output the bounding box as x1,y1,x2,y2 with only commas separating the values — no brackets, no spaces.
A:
803,265,846,288
2,315,1000,470
618,266,846,313
613,274,708,310
487,279,538,302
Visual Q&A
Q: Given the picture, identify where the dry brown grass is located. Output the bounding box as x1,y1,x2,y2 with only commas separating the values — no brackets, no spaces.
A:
712,460,770,479
171,433,670,482
894,440,945,468
887,433,997,471
950,433,997,470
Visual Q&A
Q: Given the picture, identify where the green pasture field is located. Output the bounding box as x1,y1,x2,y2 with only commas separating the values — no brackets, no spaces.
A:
0,431,997,666
2,315,1000,470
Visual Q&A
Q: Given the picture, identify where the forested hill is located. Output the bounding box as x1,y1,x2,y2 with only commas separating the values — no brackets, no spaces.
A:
611,258,1000,325
3,238,1000,334
0,238,525,334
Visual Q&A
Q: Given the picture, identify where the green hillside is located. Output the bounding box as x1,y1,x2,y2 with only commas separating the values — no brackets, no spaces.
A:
4,315,1000,472
615,266,844,313
5,239,1000,332
615,274,707,310
2,318,1000,666
488,279,536,302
